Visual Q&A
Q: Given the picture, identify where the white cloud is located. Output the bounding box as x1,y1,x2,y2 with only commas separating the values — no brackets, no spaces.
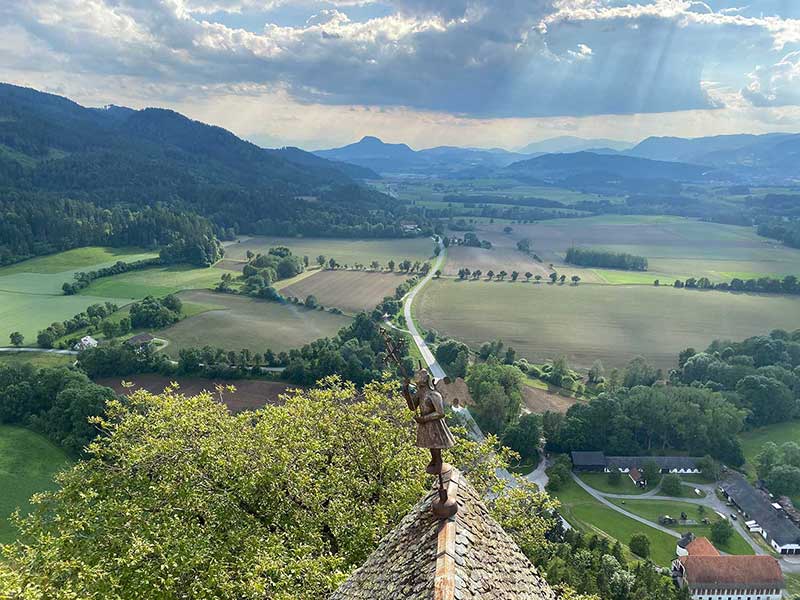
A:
743,50,800,106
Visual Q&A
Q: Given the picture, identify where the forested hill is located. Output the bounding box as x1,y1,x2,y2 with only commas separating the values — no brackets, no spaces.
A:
0,83,402,265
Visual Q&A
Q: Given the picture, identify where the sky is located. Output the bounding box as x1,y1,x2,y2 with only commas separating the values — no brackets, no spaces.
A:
1,0,799,150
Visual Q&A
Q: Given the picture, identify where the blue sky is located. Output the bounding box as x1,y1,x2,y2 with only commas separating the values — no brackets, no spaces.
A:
1,1,799,149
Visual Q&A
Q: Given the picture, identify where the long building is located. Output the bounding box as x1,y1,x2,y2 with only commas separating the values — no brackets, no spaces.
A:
672,537,784,600
570,451,702,474
721,472,800,555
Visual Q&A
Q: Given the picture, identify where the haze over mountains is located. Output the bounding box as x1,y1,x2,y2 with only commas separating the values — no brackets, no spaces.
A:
316,133,800,182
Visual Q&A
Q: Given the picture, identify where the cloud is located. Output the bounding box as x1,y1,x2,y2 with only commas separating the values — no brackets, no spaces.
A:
0,0,798,120
743,50,800,106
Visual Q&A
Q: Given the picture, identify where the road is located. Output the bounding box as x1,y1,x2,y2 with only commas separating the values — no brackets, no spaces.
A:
402,237,447,379
0,347,77,355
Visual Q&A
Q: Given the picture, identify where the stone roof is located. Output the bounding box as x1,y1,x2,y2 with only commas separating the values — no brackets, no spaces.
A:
679,555,784,590
570,451,606,467
330,469,556,600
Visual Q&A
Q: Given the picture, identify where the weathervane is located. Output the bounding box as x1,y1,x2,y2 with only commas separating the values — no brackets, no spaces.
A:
381,329,458,518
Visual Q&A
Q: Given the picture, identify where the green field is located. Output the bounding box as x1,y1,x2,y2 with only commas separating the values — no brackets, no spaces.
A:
466,215,800,284
739,420,800,479
160,290,351,355
0,425,71,544
607,499,754,556
0,351,75,368
417,279,800,370
225,236,434,266
553,477,680,566
77,264,235,299
577,472,654,495
0,247,157,342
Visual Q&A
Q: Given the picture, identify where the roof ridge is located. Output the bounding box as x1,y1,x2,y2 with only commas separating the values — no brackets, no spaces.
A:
433,469,460,600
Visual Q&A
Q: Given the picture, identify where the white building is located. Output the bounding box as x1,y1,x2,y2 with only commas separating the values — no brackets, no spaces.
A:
73,335,98,351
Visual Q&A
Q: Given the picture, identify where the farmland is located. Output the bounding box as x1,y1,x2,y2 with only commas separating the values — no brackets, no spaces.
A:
76,264,236,299
96,374,296,413
0,425,71,544
444,245,551,279
0,246,159,342
0,351,75,368
417,279,800,370
224,236,434,267
159,290,350,356
280,270,410,314
465,215,800,283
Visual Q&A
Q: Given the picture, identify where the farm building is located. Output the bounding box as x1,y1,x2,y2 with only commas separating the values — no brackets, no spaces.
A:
125,333,155,348
672,537,784,600
721,473,800,555
330,469,556,600
73,335,98,351
570,452,702,474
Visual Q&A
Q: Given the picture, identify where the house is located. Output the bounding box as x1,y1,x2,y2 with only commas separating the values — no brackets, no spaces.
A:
73,335,98,351
570,452,702,475
330,469,557,599
721,472,800,555
125,333,155,348
672,537,784,600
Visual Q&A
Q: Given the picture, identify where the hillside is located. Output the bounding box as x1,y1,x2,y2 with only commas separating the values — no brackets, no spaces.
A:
0,83,407,265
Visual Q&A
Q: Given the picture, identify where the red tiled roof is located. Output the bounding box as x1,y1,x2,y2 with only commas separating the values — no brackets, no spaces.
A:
628,467,642,481
680,555,784,588
685,537,719,556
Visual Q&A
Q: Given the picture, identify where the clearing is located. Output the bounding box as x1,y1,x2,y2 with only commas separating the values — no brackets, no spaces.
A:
417,279,800,370
0,351,75,369
280,270,411,314
224,236,434,267
159,290,350,356
77,264,237,299
95,374,297,413
0,425,71,544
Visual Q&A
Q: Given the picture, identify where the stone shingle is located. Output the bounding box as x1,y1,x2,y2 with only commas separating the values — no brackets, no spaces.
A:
330,471,556,600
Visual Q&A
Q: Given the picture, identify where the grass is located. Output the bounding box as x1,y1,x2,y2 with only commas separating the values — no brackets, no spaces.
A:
160,290,351,356
77,264,234,299
417,279,800,370
0,352,75,368
224,236,434,266
553,476,680,567
0,247,156,275
787,573,800,598
739,420,800,479
606,499,754,556
0,425,71,544
577,472,655,495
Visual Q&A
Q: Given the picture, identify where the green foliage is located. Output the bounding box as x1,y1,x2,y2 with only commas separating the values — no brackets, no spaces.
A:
660,474,683,496
608,469,622,486
628,533,651,558
501,413,541,461
129,295,181,329
565,247,648,271
710,519,734,546
765,464,800,497
641,461,660,486
9,331,23,346
36,302,119,348
466,361,524,435
435,339,469,378
622,356,660,388
0,364,114,454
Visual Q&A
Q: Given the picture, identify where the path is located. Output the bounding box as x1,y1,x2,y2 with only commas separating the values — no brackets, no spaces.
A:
402,237,447,380
0,347,77,355
570,472,681,538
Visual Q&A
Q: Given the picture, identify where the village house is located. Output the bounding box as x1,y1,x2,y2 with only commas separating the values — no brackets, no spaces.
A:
672,536,784,600
721,473,800,555
125,333,155,349
73,335,98,351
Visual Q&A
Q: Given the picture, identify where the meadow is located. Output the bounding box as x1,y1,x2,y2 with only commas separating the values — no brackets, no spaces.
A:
76,264,236,299
0,246,157,342
470,215,800,283
224,236,434,267
0,425,71,544
606,498,754,556
280,270,409,314
0,351,75,368
160,290,350,356
739,420,800,491
417,279,800,370
553,476,679,566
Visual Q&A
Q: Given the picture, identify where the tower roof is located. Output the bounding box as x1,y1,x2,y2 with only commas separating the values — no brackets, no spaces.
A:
330,469,556,600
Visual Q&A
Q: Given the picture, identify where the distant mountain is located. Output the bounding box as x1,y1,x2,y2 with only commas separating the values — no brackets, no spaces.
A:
627,132,800,176
315,136,526,175
506,151,711,182
517,136,633,155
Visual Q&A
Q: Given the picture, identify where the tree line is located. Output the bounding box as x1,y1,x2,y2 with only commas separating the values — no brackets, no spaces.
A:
669,274,800,295
62,257,162,295
35,302,119,348
565,247,648,271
